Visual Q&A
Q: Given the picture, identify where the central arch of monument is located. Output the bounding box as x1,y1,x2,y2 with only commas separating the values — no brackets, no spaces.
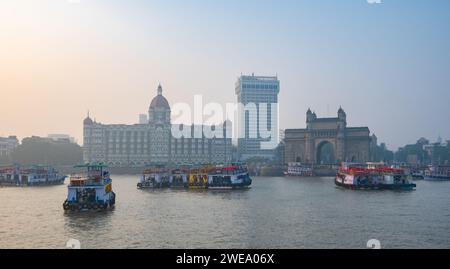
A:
315,140,336,165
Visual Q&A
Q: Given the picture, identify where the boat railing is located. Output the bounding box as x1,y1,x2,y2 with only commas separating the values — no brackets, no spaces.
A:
68,174,108,186
339,167,405,176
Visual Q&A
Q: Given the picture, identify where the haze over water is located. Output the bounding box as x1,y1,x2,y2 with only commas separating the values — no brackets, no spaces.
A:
1,176,449,249
1,0,450,149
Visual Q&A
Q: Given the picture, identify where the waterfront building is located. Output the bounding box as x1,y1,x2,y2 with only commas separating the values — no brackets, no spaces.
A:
83,84,232,167
47,134,76,143
395,137,450,166
235,74,280,160
139,114,148,124
284,108,371,164
0,136,18,158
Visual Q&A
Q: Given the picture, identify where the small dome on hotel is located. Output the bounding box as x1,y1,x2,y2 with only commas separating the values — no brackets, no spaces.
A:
150,84,170,109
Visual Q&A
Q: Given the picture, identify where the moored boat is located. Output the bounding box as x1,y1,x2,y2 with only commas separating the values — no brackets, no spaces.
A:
63,163,115,212
137,163,252,190
335,163,416,191
188,167,209,189
170,168,188,189
0,165,65,186
208,163,252,190
283,162,314,177
137,167,171,189
424,165,450,181
411,169,425,180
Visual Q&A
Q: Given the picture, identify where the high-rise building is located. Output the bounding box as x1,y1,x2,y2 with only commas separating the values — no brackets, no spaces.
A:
235,74,280,160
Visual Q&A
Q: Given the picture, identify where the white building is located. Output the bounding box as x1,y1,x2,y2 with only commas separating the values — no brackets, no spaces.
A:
0,136,19,158
235,74,280,160
83,85,232,167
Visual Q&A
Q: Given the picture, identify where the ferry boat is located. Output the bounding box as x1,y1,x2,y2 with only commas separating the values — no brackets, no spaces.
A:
335,163,416,191
0,165,20,185
284,162,314,177
137,163,252,190
188,167,209,189
410,167,425,180
424,165,450,181
63,163,115,212
0,165,65,186
137,167,171,189
208,163,252,190
170,168,188,189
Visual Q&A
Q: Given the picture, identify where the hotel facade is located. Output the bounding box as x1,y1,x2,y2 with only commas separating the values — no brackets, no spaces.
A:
83,85,232,167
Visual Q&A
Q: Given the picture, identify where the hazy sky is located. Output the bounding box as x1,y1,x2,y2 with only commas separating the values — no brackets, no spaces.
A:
1,0,449,150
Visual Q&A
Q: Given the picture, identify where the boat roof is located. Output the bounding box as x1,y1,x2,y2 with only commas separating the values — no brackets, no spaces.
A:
74,163,108,168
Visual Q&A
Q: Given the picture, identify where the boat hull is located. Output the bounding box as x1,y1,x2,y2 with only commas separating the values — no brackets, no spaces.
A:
284,173,314,177
424,176,450,181
0,176,66,187
208,184,251,190
335,178,416,191
63,192,116,212
137,182,171,189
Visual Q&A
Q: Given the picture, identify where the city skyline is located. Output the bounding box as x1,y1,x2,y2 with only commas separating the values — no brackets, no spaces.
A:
1,0,450,150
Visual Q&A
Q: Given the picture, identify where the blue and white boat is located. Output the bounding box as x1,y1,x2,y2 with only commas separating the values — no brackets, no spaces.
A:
207,163,252,190
137,167,171,189
0,165,65,186
63,163,115,211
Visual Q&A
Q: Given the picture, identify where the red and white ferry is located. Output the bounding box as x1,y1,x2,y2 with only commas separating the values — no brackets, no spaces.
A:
335,163,416,191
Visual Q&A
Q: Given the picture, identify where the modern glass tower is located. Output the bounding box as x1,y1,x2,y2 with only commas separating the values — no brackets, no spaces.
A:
235,74,280,160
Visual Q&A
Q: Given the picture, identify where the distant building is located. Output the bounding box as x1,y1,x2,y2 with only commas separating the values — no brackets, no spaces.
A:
284,108,371,164
47,134,76,144
417,137,429,146
236,74,280,160
0,136,19,158
395,137,449,165
407,154,419,165
279,129,285,142
83,84,232,167
139,114,148,124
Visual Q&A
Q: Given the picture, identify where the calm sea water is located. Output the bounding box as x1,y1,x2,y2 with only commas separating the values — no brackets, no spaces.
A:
1,176,450,249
